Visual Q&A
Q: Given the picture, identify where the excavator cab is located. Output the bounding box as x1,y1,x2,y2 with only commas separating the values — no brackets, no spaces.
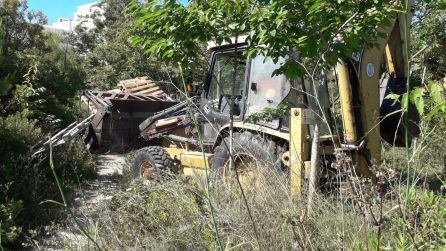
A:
199,44,300,145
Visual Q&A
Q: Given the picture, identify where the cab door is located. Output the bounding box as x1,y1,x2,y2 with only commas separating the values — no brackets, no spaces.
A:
200,49,249,144
244,56,290,129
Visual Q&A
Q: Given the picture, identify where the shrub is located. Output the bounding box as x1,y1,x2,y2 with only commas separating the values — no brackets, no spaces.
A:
402,190,446,249
0,111,95,248
0,201,23,247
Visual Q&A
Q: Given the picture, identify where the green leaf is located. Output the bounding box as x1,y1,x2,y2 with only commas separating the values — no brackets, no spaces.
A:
385,93,401,106
425,101,446,121
240,23,246,31
309,0,322,12
410,88,425,115
414,96,425,115
130,36,142,46
401,92,409,111
216,37,223,45
297,36,308,45
270,29,277,37
429,82,444,105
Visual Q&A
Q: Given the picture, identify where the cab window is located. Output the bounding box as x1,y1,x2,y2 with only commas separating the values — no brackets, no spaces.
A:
207,51,246,116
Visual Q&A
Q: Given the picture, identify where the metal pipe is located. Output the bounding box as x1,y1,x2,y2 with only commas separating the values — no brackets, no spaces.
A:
166,135,197,145
139,101,187,131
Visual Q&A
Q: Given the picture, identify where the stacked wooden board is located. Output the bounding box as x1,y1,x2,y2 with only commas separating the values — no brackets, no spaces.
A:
117,77,166,97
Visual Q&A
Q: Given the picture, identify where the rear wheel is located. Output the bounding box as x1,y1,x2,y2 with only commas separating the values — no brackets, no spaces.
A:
211,132,283,189
131,146,176,180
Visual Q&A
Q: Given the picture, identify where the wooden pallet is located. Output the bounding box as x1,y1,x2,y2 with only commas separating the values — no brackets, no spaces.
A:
117,77,166,97
81,90,167,114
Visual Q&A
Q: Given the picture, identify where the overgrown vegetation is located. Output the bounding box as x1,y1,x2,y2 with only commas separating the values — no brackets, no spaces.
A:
0,112,95,247
1,0,446,249
66,0,446,249
0,0,179,247
0,0,94,248
75,126,446,250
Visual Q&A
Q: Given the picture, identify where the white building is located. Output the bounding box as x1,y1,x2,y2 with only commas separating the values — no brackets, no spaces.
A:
45,2,102,32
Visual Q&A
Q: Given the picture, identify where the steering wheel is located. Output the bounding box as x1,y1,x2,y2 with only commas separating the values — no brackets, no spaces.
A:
220,94,242,114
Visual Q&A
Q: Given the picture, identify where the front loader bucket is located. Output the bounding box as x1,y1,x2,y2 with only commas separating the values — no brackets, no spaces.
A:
90,99,177,152
32,83,178,155
83,91,178,153
380,76,420,147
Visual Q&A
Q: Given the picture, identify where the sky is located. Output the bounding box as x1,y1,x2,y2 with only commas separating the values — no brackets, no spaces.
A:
28,0,97,24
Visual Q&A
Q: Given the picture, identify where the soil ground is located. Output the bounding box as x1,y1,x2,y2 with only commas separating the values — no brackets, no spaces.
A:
34,154,126,250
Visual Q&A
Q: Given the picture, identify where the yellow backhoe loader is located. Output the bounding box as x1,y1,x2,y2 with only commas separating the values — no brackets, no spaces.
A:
24,0,420,202
130,10,419,198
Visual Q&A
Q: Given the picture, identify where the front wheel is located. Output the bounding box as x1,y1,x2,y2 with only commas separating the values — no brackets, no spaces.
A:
131,146,176,181
211,132,283,189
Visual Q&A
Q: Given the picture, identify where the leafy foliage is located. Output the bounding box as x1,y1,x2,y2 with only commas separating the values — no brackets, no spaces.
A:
130,0,395,78
1,0,88,128
411,0,446,81
0,111,95,248
69,0,175,90
247,102,292,124
0,0,96,248
0,201,23,246
0,0,445,249
0,16,15,98
386,80,446,120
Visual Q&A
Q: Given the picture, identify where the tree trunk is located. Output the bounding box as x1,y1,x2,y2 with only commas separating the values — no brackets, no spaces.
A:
307,123,320,216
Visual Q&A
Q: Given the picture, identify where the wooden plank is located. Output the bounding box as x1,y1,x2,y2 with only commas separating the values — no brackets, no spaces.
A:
117,77,168,97
126,83,158,92
151,90,166,96
136,86,162,95
136,89,159,95
119,80,153,88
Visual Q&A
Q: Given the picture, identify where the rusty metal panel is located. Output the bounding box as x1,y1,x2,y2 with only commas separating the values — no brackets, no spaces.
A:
81,89,178,152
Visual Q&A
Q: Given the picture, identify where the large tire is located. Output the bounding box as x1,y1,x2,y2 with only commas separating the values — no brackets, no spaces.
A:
131,146,176,180
211,131,282,185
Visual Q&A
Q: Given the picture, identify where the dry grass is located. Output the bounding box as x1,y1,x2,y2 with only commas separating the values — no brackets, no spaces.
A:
70,124,446,250
75,166,367,250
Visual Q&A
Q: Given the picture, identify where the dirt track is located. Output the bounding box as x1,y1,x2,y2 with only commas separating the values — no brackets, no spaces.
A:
35,154,126,250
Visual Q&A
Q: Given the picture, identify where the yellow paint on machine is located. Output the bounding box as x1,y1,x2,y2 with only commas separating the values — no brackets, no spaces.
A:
164,147,212,176
289,108,311,200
